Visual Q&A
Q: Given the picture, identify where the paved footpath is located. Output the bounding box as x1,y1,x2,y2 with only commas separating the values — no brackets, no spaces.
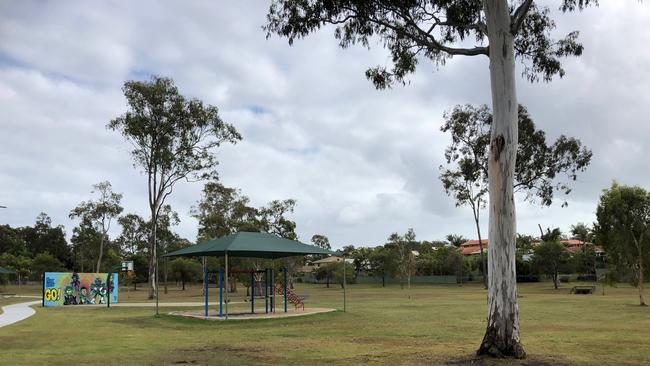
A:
0,300,40,328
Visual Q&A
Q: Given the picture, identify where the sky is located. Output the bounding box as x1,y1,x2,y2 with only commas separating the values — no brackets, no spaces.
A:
1,1,649,250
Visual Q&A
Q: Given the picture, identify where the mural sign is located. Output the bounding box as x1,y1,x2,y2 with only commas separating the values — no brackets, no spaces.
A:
43,272,118,307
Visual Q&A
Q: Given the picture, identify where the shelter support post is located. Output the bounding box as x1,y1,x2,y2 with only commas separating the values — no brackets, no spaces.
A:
225,253,229,320
270,268,275,312
251,271,255,314
284,267,288,313
219,267,223,318
204,266,208,317
265,269,269,314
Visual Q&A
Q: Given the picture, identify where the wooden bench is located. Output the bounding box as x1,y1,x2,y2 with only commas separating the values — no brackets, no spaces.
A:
569,286,595,294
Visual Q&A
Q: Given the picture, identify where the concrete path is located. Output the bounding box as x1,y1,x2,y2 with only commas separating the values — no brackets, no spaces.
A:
0,301,40,328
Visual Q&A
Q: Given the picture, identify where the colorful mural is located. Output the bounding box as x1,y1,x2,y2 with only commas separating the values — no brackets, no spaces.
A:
43,272,118,307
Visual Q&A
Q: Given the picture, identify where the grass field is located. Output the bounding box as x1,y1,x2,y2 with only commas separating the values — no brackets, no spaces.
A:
1,281,649,365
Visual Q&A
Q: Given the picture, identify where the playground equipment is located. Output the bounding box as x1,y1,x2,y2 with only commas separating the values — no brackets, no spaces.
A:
202,267,304,318
164,232,339,319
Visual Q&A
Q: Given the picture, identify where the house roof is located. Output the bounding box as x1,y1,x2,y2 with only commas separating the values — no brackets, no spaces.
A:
0,266,14,274
460,240,488,255
312,256,342,264
460,239,488,247
164,232,334,259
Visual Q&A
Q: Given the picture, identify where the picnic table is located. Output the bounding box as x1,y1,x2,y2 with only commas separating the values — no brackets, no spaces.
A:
569,285,595,294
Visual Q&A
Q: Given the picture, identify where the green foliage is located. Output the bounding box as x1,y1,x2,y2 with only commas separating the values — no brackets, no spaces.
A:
70,218,105,272
445,234,467,247
311,234,331,250
169,258,203,290
0,225,27,256
30,252,65,279
314,262,354,288
192,181,297,241
368,246,398,285
440,104,592,209
116,214,148,254
108,76,241,187
594,182,650,305
533,241,571,289
18,213,70,267
108,76,241,296
416,246,462,276
191,182,260,241
0,252,32,282
265,1,595,88
572,245,596,275
259,199,298,240
570,222,592,243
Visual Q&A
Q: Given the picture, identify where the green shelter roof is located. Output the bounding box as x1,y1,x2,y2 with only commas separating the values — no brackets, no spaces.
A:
163,231,334,259
0,266,14,274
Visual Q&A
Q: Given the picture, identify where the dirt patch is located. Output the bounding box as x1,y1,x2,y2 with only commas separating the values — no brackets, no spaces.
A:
444,355,574,366
163,344,270,365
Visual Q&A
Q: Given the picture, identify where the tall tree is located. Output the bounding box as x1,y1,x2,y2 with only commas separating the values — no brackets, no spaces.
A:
191,181,260,242
368,246,398,287
570,222,592,243
594,182,650,306
439,104,592,287
18,213,70,267
69,181,123,273
116,214,149,255
108,76,241,299
265,1,599,356
70,217,105,272
311,234,331,250
387,229,417,294
259,199,298,240
532,240,569,289
446,234,468,247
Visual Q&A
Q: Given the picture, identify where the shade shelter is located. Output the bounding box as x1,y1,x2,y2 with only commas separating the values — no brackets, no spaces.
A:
163,231,334,319
0,266,14,274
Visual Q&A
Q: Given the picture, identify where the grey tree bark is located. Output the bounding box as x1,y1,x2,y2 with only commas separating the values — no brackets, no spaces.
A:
477,0,525,358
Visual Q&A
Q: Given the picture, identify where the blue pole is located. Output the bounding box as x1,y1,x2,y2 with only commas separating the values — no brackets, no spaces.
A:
204,267,208,317
251,271,254,314
219,267,223,318
284,267,288,313
265,269,269,314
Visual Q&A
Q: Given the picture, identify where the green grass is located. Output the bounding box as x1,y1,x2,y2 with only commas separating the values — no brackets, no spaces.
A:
0,282,648,365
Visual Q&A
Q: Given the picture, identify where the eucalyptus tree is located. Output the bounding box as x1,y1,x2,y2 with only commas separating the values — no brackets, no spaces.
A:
108,76,241,299
265,0,598,357
595,182,650,306
69,181,123,273
439,104,592,287
311,234,332,250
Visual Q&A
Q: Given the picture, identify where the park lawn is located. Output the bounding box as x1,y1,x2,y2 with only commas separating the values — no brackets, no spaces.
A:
0,282,648,366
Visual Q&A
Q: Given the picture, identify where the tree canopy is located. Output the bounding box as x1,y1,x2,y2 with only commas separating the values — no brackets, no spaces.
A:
440,104,592,208
595,182,650,306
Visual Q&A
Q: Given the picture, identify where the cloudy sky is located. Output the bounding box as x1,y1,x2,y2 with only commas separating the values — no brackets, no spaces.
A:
1,1,649,249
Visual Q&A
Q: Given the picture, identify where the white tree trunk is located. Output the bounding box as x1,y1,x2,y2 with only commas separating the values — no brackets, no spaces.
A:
148,216,157,300
478,0,525,358
96,234,105,273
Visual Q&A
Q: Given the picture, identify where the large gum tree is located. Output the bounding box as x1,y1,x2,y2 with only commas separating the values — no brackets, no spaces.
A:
109,76,241,300
265,0,597,358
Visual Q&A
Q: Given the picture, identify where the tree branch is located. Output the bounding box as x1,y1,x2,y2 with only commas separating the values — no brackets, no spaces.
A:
511,0,534,35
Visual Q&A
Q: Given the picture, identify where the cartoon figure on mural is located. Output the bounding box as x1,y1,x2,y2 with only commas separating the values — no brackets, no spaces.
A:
78,287,91,304
89,277,108,304
63,285,77,305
